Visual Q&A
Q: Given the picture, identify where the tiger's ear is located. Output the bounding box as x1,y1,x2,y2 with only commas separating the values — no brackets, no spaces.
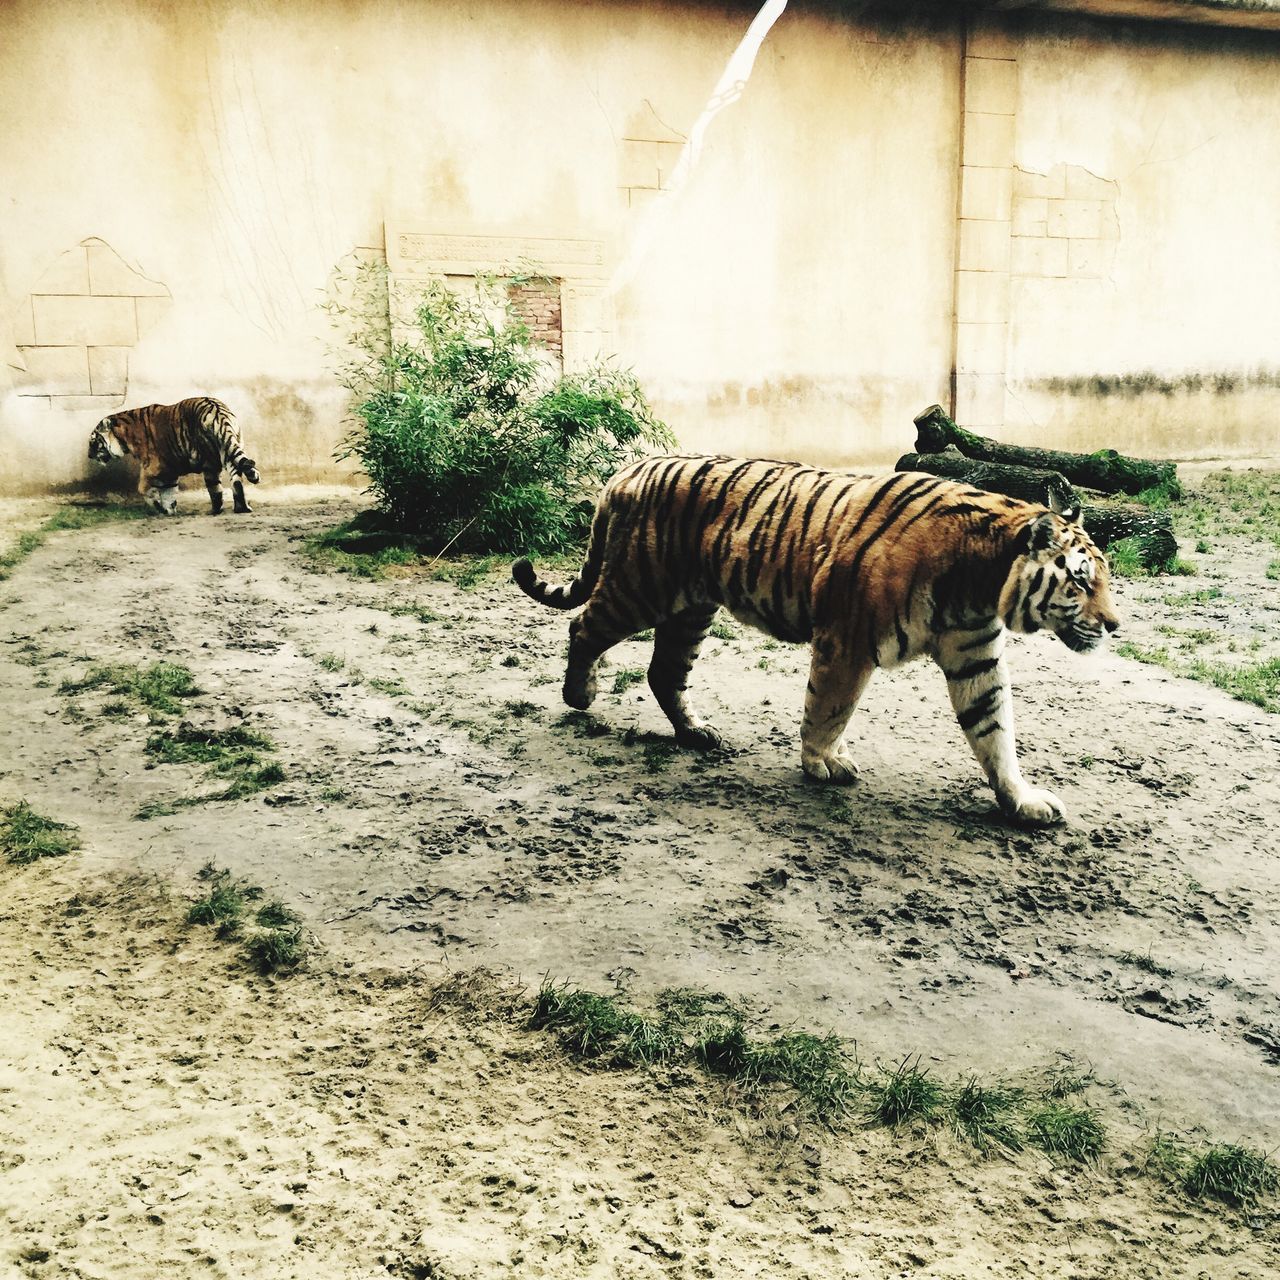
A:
1047,486,1082,525
1028,512,1059,552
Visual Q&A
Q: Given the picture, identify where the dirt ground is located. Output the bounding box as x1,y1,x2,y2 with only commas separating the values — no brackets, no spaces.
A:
2,484,1279,1277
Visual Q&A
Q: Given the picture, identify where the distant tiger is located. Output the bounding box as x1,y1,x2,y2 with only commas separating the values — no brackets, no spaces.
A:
88,397,260,516
513,455,1121,826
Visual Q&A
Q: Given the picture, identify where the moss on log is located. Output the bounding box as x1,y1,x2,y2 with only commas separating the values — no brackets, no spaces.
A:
913,404,1180,498
895,449,1080,509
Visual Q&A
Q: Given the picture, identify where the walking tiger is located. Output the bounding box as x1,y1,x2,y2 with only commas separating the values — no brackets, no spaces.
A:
513,455,1120,825
88,397,260,516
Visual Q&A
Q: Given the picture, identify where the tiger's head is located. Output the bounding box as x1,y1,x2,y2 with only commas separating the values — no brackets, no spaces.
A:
999,494,1120,653
88,418,127,464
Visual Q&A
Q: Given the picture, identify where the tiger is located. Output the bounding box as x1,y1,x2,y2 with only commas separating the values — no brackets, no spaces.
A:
513,455,1120,826
88,397,260,516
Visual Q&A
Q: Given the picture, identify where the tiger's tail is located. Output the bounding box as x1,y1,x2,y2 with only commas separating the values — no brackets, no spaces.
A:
512,502,609,610
198,397,260,484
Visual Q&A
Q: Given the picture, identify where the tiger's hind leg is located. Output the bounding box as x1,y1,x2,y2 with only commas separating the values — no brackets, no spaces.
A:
232,477,252,514
204,468,225,515
648,606,723,750
800,636,875,784
562,593,653,711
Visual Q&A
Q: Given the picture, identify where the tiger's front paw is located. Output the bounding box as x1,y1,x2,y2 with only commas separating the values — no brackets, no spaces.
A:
802,749,859,785
1001,786,1065,827
676,723,725,751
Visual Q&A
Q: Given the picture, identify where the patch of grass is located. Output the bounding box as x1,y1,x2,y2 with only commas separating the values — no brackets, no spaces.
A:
559,712,612,739
366,676,409,696
135,799,179,820
60,661,199,717
1163,585,1224,607
432,554,506,589
1116,642,1280,713
1170,470,1280,546
1185,657,1280,713
1026,1101,1105,1162
302,518,423,579
244,925,306,974
1183,1144,1279,1206
187,871,255,936
1118,949,1173,978
530,983,679,1066
611,667,646,695
1268,559,1280,581
534,982,858,1118
0,503,149,580
317,653,345,672
1,801,80,865
709,615,739,642
949,1079,1024,1152
744,1031,859,1117
866,1058,944,1127
100,699,132,718
1195,539,1211,554
1144,1131,1190,1182
1105,538,1147,578
642,740,679,772
500,653,521,668
1045,1065,1094,1099
145,724,274,773
503,698,540,719
138,725,284,815
187,865,307,972
378,601,443,625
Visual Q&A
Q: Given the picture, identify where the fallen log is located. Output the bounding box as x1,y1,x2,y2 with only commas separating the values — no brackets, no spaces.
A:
896,449,1080,510
1078,504,1179,569
896,450,1179,570
913,404,1180,497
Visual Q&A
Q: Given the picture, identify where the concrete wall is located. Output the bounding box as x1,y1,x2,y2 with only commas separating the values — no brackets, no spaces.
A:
0,0,960,492
1,0,1278,496
971,13,1280,459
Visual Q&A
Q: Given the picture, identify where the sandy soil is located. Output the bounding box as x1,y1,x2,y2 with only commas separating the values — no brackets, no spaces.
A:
2,489,1279,1276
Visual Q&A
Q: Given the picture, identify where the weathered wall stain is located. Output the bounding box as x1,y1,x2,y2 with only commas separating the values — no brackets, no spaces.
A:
1034,368,1280,398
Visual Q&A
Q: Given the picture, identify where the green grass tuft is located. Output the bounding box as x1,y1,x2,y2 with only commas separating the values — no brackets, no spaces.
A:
60,661,199,716
866,1058,944,1127
611,667,646,695
138,725,284,815
529,983,679,1066
1,801,80,865
950,1078,1024,1152
1183,1144,1279,1206
642,740,679,772
187,866,306,971
1116,643,1280,714
1026,1101,1105,1161
244,925,306,974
